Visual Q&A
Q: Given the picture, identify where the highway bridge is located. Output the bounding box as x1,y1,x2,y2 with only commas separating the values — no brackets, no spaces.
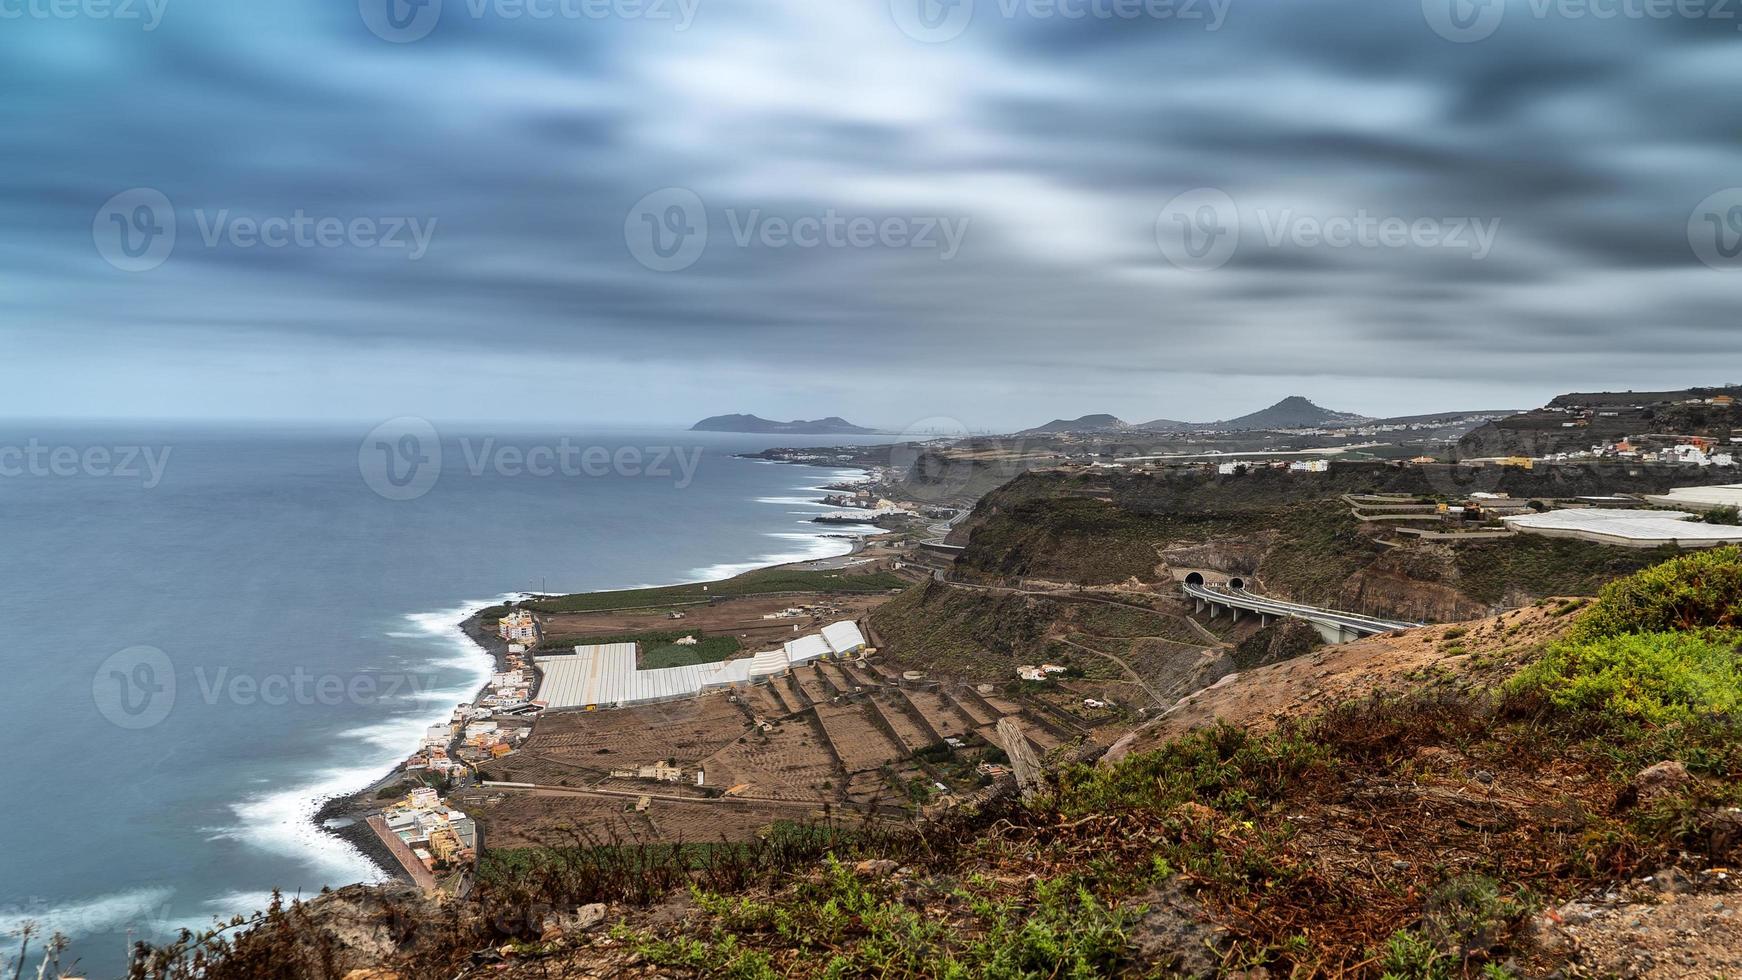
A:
1181,573,1421,644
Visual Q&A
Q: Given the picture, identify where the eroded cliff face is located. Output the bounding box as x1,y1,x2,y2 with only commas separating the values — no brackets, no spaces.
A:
1337,565,1491,622
1158,535,1272,581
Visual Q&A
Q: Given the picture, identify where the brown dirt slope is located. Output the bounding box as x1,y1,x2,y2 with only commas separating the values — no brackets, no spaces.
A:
1105,601,1575,762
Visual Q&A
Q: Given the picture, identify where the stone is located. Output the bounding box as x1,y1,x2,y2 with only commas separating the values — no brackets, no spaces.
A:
1707,808,1742,860
1651,867,1695,895
854,859,900,877
1129,881,1226,979
569,904,609,931
547,903,609,936
1630,761,1692,805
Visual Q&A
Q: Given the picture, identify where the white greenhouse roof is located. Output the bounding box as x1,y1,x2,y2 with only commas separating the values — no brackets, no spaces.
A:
535,621,867,709
1645,484,1742,509
784,634,833,664
822,620,868,653
1503,508,1742,547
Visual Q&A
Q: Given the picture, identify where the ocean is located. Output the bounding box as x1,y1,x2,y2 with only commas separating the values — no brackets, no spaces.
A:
0,421,885,976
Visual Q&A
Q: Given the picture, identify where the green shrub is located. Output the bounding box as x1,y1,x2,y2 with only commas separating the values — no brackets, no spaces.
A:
1509,631,1741,729
1569,546,1742,639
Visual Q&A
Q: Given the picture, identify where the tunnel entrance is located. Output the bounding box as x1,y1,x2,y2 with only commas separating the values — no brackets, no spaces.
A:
1228,577,1246,590
1185,572,1205,586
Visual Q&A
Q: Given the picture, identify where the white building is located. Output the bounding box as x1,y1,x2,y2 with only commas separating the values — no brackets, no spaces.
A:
498,609,540,644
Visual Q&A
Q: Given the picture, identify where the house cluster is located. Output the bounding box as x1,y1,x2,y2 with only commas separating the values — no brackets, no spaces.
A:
1017,663,1069,683
383,787,477,873
403,668,540,775
455,717,528,765
1214,459,1330,475
1540,434,1737,467
474,664,543,718
1289,414,1510,439
406,722,462,776
821,489,901,510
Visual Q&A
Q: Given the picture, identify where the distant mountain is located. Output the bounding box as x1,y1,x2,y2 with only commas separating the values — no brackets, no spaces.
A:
690,414,878,435
1019,397,1508,438
1130,397,1369,433
1211,396,1370,431
1019,414,1129,435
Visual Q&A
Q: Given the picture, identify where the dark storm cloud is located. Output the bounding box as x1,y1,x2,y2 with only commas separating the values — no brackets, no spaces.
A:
0,0,1739,428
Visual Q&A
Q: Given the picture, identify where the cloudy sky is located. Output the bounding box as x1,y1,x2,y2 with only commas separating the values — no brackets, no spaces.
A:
2,0,1739,432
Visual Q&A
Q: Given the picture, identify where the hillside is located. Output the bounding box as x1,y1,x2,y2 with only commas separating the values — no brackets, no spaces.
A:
1458,385,1742,457
132,550,1742,979
949,465,1727,621
691,414,878,434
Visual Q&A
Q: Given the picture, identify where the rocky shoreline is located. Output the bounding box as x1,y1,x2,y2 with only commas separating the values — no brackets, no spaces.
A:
314,604,518,882
308,466,887,885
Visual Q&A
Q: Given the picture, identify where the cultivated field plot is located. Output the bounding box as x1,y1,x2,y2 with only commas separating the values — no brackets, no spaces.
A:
815,662,862,694
844,769,901,807
643,798,826,842
899,687,978,740
747,685,791,720
698,715,839,802
840,663,883,688
481,754,597,787
777,674,812,710
943,688,998,727
540,593,894,653
792,665,834,704
866,693,935,753
463,791,655,850
482,697,751,782
812,700,904,773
